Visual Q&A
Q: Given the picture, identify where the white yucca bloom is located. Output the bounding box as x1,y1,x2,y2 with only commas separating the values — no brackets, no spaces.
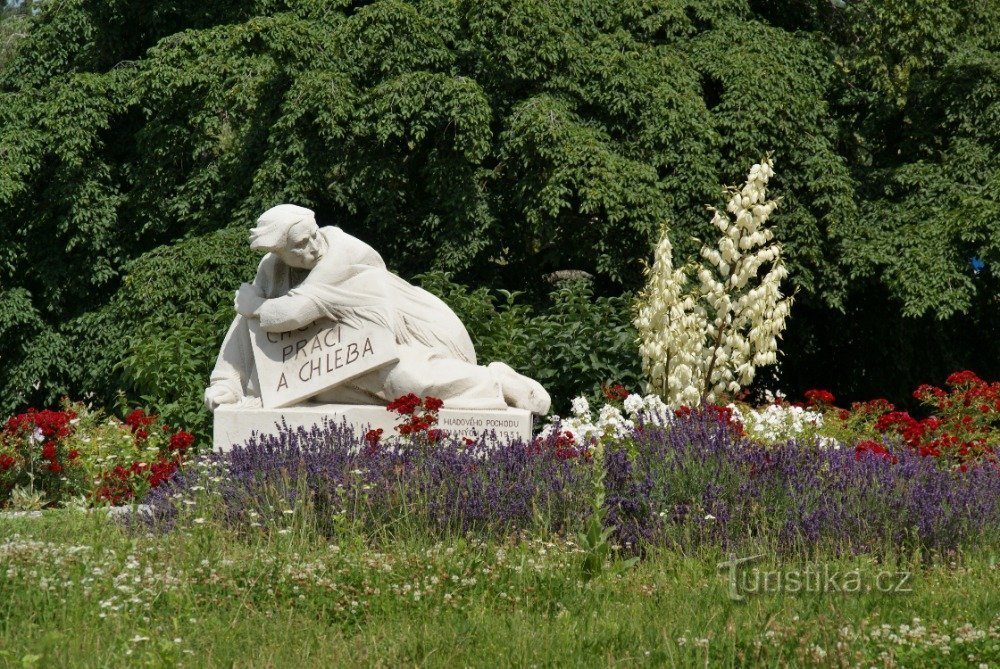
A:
635,155,793,406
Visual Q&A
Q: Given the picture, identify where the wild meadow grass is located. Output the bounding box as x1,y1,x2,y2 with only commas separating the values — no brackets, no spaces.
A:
1,506,999,668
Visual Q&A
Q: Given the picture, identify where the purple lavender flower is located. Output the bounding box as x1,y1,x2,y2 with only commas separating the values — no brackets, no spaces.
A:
144,411,1000,556
145,418,592,538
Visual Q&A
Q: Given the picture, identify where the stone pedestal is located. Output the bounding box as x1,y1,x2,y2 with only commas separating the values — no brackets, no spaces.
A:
213,403,534,452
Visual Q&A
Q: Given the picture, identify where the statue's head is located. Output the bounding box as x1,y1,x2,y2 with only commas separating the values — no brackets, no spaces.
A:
250,204,326,270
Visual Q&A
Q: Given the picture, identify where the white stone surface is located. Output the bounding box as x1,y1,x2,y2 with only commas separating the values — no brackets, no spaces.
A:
213,403,534,452
249,318,398,408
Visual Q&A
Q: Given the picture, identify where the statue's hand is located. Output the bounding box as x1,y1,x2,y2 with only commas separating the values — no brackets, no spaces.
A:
204,384,239,413
235,283,265,318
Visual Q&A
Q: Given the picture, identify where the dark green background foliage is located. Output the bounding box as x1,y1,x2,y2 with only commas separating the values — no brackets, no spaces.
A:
0,0,997,433
418,272,642,414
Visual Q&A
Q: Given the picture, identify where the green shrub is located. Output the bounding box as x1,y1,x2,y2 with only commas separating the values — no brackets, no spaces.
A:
418,272,641,414
82,226,257,440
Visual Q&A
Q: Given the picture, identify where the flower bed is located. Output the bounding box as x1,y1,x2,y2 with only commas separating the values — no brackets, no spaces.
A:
0,402,195,509
603,410,1000,554
10,373,999,556
146,377,1000,556
146,420,592,537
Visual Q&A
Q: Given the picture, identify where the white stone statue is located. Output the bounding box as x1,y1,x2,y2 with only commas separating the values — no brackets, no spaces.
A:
204,204,551,415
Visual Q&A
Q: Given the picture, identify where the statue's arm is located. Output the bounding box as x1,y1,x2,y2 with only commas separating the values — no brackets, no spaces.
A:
205,313,252,411
256,292,324,332
234,256,323,331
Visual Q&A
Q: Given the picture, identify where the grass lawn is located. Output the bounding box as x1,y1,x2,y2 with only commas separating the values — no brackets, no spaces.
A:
1,511,998,668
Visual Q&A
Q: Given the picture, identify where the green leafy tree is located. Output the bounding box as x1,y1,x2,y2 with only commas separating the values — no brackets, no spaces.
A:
0,0,996,421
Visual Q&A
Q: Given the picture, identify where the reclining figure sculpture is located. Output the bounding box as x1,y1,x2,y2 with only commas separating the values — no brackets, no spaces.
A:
204,204,551,415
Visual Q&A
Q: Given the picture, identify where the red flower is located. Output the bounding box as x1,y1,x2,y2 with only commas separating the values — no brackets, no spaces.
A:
47,462,63,473
124,409,157,433
946,370,984,388
147,459,178,487
68,449,80,460
387,395,447,441
363,428,383,451
0,454,15,470
41,443,57,461
874,411,916,434
854,439,897,463
387,393,422,416
602,384,629,402
538,430,585,460
169,431,195,452
4,408,76,440
804,389,836,407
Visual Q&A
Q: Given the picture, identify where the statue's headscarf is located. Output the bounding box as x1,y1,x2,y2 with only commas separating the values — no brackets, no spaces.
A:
249,204,317,251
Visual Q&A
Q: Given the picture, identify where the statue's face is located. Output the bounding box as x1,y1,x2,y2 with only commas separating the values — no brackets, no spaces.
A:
276,220,324,269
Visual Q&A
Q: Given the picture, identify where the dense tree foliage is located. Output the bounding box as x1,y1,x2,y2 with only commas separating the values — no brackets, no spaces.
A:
0,0,996,429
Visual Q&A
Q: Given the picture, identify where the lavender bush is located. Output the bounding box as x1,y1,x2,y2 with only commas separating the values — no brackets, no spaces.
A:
146,419,593,538
146,414,1000,556
606,412,1000,555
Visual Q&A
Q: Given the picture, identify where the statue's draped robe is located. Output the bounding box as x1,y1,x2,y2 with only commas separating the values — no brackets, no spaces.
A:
209,227,508,409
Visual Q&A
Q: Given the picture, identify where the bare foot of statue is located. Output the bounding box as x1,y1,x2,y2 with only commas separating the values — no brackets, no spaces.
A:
488,361,551,415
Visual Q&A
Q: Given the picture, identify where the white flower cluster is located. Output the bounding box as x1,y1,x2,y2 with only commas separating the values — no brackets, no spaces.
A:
735,404,823,442
635,156,793,406
539,393,670,444
731,403,841,449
